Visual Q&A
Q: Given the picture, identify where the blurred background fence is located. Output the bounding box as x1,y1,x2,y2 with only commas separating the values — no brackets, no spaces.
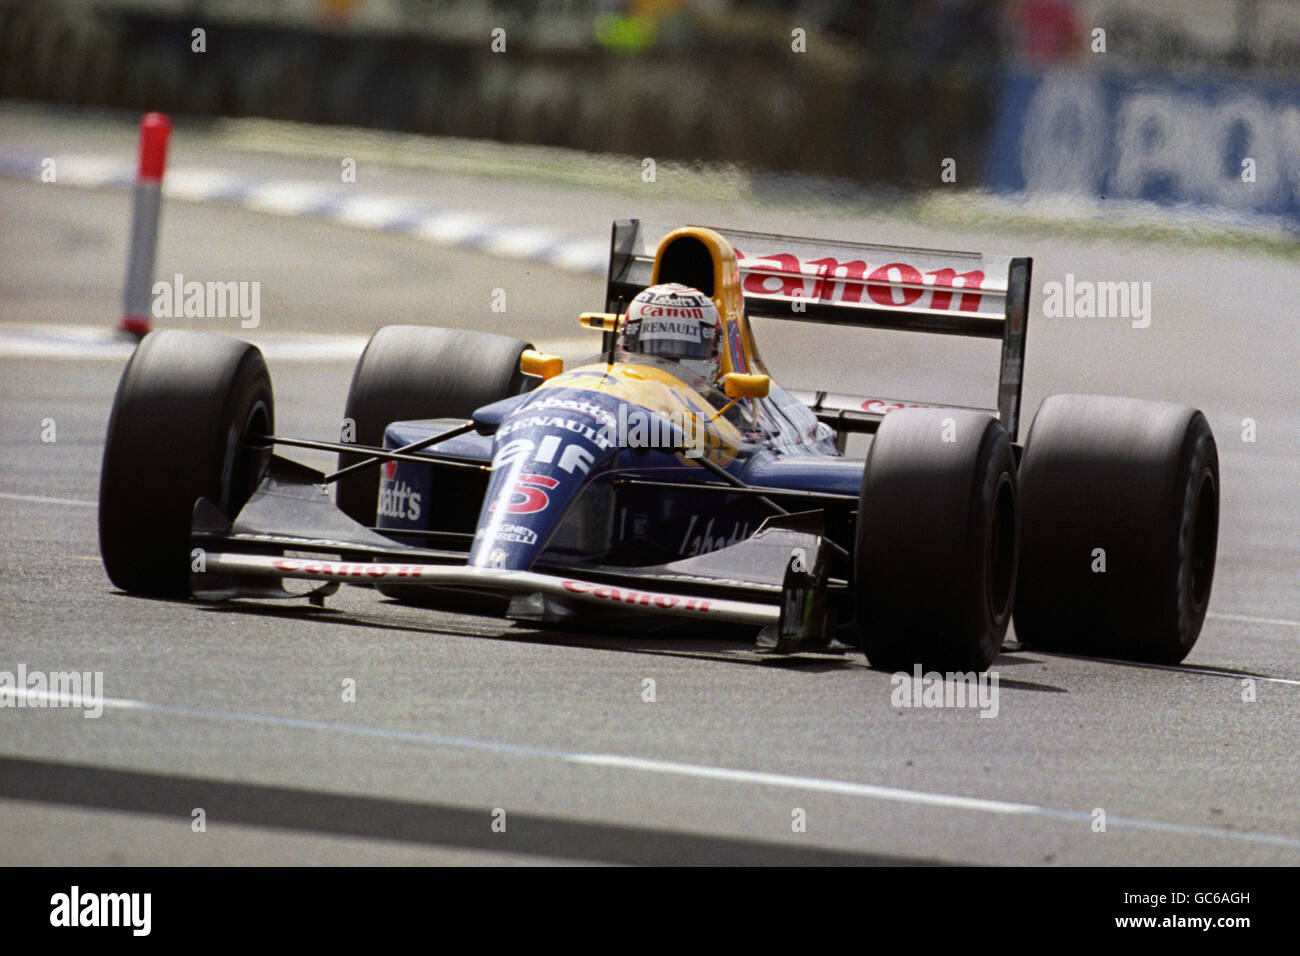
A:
4,0,1300,226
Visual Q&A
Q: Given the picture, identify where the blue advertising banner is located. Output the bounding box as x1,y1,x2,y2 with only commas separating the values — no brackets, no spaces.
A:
986,69,1300,228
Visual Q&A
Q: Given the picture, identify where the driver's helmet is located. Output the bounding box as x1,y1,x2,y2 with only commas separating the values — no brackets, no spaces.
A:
618,283,723,383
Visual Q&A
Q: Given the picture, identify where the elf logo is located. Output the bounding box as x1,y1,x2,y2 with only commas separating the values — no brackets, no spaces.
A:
378,480,422,521
492,435,598,476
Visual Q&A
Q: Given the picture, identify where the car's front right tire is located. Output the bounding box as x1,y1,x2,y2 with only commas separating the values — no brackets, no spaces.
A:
99,330,274,598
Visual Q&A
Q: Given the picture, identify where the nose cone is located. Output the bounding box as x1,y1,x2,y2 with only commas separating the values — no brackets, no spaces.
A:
467,389,620,569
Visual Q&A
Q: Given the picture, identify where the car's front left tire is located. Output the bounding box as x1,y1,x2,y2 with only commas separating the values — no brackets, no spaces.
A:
336,325,533,528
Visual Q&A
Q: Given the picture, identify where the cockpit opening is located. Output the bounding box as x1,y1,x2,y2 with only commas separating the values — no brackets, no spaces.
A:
655,235,715,296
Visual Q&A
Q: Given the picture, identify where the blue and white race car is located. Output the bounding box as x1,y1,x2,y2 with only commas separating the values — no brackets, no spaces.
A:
98,221,1220,670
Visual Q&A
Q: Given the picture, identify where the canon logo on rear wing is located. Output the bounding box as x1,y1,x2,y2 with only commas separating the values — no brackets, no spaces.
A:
734,250,989,313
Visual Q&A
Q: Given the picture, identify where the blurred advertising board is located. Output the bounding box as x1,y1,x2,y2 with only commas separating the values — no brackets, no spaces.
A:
987,68,1300,226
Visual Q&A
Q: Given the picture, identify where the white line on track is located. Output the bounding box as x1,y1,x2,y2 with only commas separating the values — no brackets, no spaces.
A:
5,684,1300,852
1209,611,1300,629
1147,663,1300,687
0,492,97,508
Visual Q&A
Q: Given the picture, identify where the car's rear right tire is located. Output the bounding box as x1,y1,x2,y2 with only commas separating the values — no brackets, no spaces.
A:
853,408,1019,673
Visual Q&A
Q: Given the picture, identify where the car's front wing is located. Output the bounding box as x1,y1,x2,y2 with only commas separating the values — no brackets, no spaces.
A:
189,455,833,651
200,551,772,625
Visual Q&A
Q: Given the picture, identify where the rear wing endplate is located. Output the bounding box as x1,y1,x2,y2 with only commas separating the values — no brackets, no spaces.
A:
605,219,1032,440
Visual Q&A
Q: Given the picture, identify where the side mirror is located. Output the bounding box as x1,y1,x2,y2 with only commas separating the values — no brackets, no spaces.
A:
578,312,622,332
520,349,563,381
722,373,770,399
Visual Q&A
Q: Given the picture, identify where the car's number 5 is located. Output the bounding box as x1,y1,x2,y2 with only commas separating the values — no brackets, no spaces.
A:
493,473,559,514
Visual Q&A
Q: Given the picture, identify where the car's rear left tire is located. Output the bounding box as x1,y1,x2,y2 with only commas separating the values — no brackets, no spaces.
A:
1013,394,1219,664
98,331,274,598
853,408,1019,672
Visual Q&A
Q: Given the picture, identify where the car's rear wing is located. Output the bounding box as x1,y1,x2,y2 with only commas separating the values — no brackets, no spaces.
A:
604,219,1032,440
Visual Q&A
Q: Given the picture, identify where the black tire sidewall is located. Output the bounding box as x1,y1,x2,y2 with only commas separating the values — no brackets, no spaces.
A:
1160,410,1219,660
1013,396,1219,663
336,325,532,526
854,409,1018,672
98,332,273,597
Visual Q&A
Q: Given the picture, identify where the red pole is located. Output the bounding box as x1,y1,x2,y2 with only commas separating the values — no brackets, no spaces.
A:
118,112,171,337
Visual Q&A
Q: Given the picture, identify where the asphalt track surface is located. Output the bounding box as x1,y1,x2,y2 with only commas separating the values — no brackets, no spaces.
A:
1,109,1298,865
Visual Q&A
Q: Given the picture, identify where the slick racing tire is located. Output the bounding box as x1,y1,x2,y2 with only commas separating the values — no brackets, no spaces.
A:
853,409,1018,672
99,331,274,598
336,325,533,527
1013,395,1219,664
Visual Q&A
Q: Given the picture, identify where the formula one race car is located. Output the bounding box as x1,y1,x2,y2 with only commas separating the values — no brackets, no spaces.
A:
98,221,1220,671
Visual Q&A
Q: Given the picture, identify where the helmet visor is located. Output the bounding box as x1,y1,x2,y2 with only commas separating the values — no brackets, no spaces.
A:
624,316,713,360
